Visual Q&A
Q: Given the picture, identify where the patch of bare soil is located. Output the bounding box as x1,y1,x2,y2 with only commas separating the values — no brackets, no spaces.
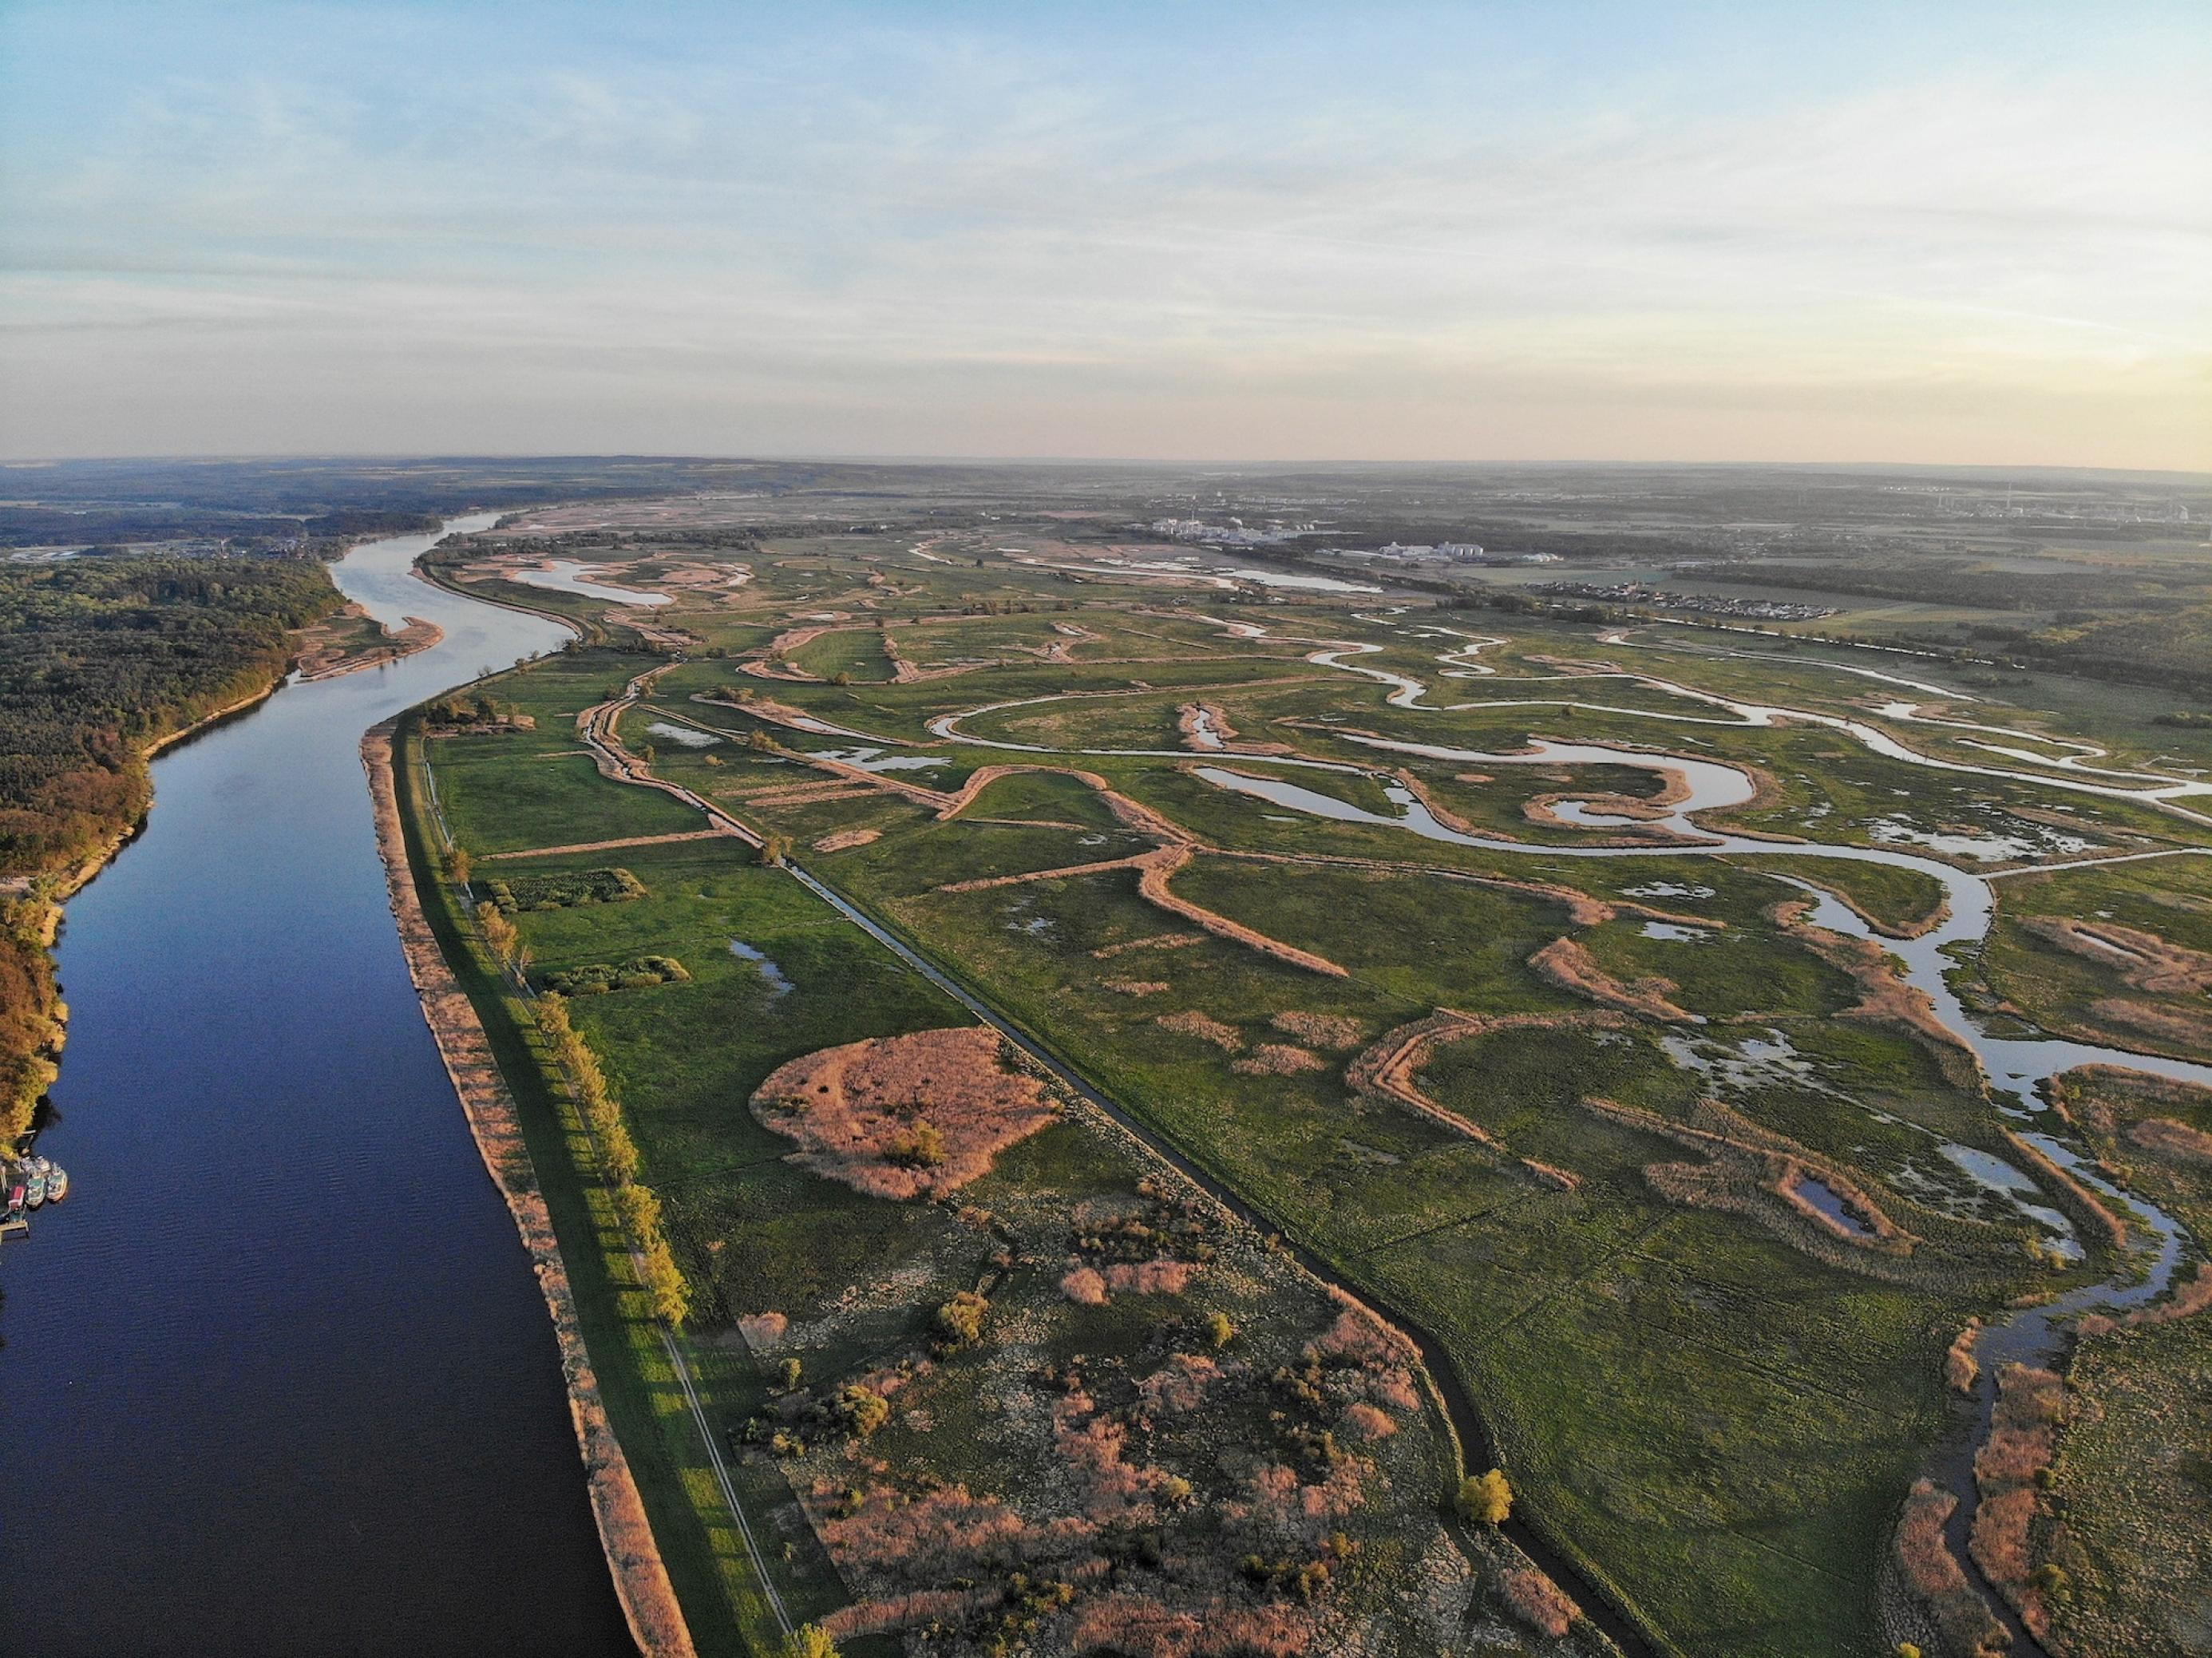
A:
751,1027,1060,1201
812,827,883,853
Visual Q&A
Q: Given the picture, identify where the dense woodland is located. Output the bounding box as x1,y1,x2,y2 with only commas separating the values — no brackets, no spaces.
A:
0,557,340,1139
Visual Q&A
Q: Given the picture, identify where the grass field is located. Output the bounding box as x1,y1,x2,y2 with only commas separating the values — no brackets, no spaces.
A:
407,515,2212,1658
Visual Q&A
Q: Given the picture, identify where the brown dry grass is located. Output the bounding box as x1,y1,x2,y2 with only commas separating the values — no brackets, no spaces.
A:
1232,1043,1324,1076
2091,996,2212,1049
1969,1363,2064,1637
1106,979,1170,997
2001,1130,2128,1254
811,827,883,853
1134,845,1350,977
750,1027,1059,1201
2128,1116,2212,1163
1498,1567,1580,1640
1945,1320,1981,1395
1581,1096,1922,1277
1529,936,1696,1022
1268,1011,1364,1049
1176,700,1292,756
1787,919,1985,1089
1893,1478,2006,1657
2020,916,2212,996
1156,1010,1244,1051
1091,932,1204,960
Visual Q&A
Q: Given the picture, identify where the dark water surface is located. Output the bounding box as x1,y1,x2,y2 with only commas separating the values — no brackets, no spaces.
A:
0,520,635,1656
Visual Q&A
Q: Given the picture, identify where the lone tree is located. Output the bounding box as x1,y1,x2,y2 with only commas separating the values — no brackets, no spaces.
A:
934,1291,989,1351
1457,1468,1514,1525
782,1626,841,1658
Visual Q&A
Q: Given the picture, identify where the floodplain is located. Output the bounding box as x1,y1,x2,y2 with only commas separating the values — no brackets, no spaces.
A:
406,486,2212,1658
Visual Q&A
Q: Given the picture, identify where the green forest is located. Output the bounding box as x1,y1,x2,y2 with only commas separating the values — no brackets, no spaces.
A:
0,556,341,1139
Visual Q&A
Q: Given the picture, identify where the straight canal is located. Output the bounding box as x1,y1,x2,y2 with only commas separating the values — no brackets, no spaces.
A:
0,519,635,1656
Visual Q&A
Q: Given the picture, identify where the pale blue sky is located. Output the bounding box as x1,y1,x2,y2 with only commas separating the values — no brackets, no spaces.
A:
4,2,2207,466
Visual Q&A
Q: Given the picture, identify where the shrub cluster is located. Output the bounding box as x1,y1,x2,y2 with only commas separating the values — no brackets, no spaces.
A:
487,865,647,912
542,954,689,995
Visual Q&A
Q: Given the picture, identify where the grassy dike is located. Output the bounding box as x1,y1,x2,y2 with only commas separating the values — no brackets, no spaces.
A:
384,706,844,1658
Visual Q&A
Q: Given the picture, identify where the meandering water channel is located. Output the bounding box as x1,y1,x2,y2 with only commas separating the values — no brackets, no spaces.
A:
0,520,633,1656
914,608,2212,1652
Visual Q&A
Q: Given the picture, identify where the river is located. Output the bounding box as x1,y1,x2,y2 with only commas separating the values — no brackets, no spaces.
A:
0,519,635,1656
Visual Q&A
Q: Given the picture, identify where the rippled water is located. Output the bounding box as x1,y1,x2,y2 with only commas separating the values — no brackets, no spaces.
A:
0,521,632,1656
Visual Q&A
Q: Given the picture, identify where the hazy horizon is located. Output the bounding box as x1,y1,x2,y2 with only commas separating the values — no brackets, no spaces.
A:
5,2,2207,469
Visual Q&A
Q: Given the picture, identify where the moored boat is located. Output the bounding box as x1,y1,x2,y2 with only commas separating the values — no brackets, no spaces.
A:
24,1167,47,1209
44,1165,68,1203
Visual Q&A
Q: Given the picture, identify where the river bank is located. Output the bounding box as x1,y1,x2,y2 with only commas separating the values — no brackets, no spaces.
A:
363,718,693,1658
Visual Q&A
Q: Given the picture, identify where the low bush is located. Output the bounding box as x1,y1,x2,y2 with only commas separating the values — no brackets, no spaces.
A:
542,953,689,995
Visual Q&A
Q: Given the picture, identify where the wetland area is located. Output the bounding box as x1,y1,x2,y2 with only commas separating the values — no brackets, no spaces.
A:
8,461,2211,1658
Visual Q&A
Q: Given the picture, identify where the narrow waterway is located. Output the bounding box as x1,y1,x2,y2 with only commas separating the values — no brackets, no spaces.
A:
0,520,635,1656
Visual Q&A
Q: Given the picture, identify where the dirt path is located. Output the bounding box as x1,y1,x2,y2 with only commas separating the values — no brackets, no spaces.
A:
478,828,739,862
362,720,696,1658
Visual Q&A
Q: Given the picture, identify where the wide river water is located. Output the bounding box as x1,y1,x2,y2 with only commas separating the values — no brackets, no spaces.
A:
0,520,634,1656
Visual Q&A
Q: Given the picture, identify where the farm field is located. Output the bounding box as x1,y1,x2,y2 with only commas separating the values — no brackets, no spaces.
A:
406,490,2212,1658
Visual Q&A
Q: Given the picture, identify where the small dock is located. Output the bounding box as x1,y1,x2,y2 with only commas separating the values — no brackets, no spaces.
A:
1,1216,28,1242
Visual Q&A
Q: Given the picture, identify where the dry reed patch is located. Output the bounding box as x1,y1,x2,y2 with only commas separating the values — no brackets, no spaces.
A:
2090,996,2212,1049
750,1027,1059,1200
2000,1130,2127,1253
1529,936,1697,1022
1893,1479,2007,1657
1156,1010,1244,1051
1067,1595,1313,1658
2128,1116,2212,1163
1345,1008,1623,1188
1945,1320,1981,1394
1134,845,1350,977
737,1311,788,1349
1232,1044,1324,1076
1176,700,1292,755
1498,1567,1580,1639
1970,1363,2064,1638
1787,919,1985,1088
1581,1096,1922,1277
2075,1260,2212,1337
2019,916,2212,996
1092,932,1203,960
1270,1011,1363,1049
1106,979,1169,997
811,827,882,853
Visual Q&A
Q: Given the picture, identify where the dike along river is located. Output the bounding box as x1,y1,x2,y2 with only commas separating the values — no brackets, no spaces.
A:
0,519,635,1656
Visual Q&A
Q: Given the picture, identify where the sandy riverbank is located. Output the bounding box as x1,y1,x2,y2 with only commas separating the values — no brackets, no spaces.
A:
362,718,695,1658
294,602,447,681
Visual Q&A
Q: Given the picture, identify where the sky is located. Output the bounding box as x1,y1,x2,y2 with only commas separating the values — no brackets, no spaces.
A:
3,2,2208,469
